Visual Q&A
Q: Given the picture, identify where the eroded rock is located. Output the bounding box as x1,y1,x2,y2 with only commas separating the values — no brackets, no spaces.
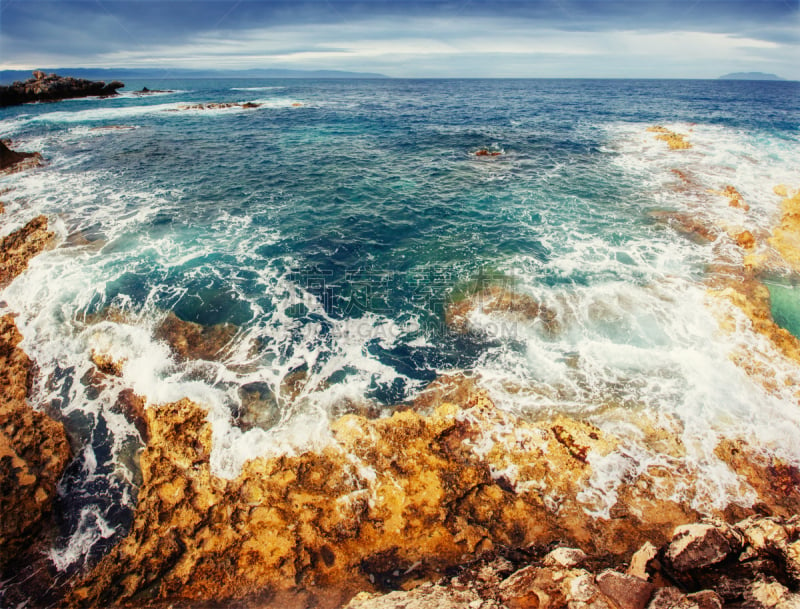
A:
0,71,123,107
647,126,692,150
665,522,740,571
0,315,71,569
0,140,42,174
0,215,55,288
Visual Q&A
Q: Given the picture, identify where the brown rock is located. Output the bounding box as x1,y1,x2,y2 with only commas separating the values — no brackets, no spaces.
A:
596,570,654,609
646,587,691,609
0,140,42,174
0,215,55,288
0,315,71,568
666,523,739,572
154,310,237,361
628,542,659,580
735,230,756,249
543,547,587,569
648,127,691,150
344,582,483,608
90,350,125,376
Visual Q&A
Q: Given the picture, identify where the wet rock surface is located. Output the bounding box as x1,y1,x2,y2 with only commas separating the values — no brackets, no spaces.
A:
0,315,71,570
0,139,43,174
648,126,692,150
61,375,799,608
0,71,123,107
154,310,238,361
0,215,56,288
165,102,262,111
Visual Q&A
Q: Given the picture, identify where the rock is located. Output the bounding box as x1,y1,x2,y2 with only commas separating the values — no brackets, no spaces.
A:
0,140,42,174
628,542,659,580
167,101,261,111
646,587,691,609
343,582,484,608
154,310,237,361
744,578,800,609
0,71,124,107
648,127,692,150
543,547,587,568
445,285,558,334
769,186,800,274
685,591,723,609
735,230,756,249
596,570,654,609
475,148,502,157
666,522,739,572
0,215,55,288
90,350,125,376
0,315,71,569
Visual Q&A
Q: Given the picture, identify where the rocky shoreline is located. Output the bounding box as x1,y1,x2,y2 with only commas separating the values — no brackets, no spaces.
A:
0,71,124,107
0,129,799,608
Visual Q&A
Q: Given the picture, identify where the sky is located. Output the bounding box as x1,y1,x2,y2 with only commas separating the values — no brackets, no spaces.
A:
0,0,798,78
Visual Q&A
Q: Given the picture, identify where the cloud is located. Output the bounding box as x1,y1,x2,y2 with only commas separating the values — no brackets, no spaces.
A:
1,1,797,77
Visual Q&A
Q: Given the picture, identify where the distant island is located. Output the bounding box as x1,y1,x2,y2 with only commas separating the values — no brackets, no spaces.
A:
0,67,388,84
719,72,784,81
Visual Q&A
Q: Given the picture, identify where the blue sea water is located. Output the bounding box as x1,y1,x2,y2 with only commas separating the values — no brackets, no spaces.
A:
1,78,799,571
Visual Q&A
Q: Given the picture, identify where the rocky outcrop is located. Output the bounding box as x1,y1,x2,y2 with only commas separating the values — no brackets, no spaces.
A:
0,215,55,288
445,285,559,334
63,374,799,608
154,311,237,361
0,140,42,174
0,71,124,107
648,126,692,150
343,517,799,609
164,101,262,111
769,187,800,274
0,315,71,569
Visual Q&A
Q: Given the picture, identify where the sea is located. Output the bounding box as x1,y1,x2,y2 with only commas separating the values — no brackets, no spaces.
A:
0,78,799,572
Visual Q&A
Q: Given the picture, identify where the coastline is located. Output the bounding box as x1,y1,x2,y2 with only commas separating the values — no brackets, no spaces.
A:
1,124,799,609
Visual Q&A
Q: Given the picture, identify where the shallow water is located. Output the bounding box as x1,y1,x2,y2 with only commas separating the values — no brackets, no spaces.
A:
1,78,799,569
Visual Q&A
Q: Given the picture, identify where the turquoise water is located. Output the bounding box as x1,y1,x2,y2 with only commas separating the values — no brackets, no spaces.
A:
767,281,800,338
1,78,799,571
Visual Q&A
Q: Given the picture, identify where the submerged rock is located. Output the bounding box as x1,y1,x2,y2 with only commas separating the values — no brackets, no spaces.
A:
446,285,559,334
0,215,55,288
0,140,42,174
165,101,262,111
0,315,71,570
154,311,237,361
0,71,123,107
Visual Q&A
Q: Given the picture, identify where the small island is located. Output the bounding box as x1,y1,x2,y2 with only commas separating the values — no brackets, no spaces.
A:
0,71,124,107
719,72,784,81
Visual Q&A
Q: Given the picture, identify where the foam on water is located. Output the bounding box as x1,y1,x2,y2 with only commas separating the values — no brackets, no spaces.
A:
2,80,799,571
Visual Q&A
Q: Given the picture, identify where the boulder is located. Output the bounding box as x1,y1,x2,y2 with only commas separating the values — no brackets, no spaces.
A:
596,570,654,609
666,523,740,571
0,215,55,288
0,140,42,174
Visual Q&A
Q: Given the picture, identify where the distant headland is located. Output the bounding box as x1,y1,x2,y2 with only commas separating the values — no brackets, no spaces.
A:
718,72,785,81
0,67,388,85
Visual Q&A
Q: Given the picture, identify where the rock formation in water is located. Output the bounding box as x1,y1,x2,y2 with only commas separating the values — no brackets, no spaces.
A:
165,102,262,111
0,140,42,174
0,215,55,288
0,315,71,571
647,126,692,150
63,373,799,608
0,71,124,107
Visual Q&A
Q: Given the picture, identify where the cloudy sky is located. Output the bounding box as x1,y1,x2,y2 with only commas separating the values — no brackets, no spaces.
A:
0,0,797,78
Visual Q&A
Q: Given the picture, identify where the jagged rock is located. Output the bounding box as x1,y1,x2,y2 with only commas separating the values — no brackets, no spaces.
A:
0,215,55,288
0,140,42,174
735,230,756,249
344,583,484,608
154,310,237,361
647,126,692,150
543,547,587,569
0,71,123,107
90,350,125,376
596,570,654,609
770,186,800,274
628,542,659,580
744,578,800,609
666,522,740,571
165,102,262,111
0,315,71,569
